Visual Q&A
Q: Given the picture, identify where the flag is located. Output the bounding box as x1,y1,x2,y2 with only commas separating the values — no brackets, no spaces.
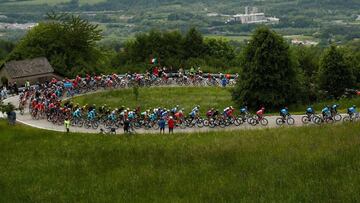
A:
150,57,158,65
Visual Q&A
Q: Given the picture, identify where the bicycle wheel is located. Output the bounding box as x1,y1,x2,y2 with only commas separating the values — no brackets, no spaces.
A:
260,118,268,126
276,118,284,126
334,114,342,122
343,116,351,122
196,119,204,128
203,119,209,127
301,116,310,124
312,115,322,125
287,117,295,125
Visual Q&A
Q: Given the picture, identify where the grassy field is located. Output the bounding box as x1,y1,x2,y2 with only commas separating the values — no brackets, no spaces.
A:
71,86,235,113
70,86,360,115
205,35,251,42
1,120,360,202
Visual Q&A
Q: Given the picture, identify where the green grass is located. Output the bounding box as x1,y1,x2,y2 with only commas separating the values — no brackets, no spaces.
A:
71,86,235,113
290,96,360,114
1,120,360,202
205,34,251,42
70,86,360,115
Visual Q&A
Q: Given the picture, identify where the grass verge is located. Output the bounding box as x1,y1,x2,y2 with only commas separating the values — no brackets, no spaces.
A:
0,120,360,202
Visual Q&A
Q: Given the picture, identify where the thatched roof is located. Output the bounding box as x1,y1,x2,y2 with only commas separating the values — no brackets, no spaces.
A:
3,57,54,79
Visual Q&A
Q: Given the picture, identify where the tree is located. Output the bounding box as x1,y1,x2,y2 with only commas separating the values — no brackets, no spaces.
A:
7,13,105,77
183,27,205,59
232,27,300,110
318,45,354,98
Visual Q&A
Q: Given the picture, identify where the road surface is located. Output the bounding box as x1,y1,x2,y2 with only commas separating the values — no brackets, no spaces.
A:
2,94,343,134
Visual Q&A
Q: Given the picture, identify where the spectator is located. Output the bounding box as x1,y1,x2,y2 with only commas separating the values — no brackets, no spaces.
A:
168,116,175,134
124,119,130,134
64,118,70,133
158,117,166,134
25,80,30,90
2,86,7,99
13,82,18,95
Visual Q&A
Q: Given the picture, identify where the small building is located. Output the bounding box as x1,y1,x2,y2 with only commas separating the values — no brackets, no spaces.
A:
0,57,62,86
226,7,279,24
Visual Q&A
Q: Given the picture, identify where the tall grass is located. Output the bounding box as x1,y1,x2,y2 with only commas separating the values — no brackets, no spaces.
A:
1,121,360,202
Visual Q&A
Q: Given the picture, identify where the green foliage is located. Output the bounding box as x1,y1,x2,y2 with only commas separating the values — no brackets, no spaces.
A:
183,27,206,59
1,76,8,86
318,45,354,99
0,40,14,59
232,27,300,109
292,46,322,102
112,28,238,72
0,102,15,114
6,13,106,77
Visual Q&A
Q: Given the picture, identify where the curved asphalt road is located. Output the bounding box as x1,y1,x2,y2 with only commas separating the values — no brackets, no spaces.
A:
2,94,344,134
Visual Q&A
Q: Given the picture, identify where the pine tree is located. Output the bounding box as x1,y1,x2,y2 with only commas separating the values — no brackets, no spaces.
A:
318,45,354,98
232,27,300,110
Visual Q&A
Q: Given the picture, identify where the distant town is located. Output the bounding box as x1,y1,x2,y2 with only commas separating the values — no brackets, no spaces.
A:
225,7,279,25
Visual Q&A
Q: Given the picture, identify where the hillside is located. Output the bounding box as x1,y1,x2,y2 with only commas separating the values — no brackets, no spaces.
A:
0,0,359,43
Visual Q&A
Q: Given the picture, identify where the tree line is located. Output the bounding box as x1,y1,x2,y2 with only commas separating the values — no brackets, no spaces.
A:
1,14,360,109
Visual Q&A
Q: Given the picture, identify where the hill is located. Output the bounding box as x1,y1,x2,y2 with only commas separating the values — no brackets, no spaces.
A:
0,0,359,44
1,120,360,201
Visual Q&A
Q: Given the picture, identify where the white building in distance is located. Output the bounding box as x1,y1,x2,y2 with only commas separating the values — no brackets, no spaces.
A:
226,7,279,24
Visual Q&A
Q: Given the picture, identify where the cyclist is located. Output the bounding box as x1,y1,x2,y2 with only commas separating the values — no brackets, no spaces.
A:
128,110,136,121
189,106,200,121
174,108,184,122
321,106,331,119
108,109,117,122
256,107,265,120
347,105,357,119
73,108,82,119
87,109,96,121
239,106,249,117
331,104,339,117
223,106,235,119
280,107,290,121
191,105,200,115
171,105,180,115
306,106,315,117
206,108,215,119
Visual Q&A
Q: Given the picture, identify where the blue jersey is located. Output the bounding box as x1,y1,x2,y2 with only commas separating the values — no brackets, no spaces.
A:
161,111,168,118
149,113,157,121
73,109,81,118
108,113,116,121
348,107,356,114
322,107,329,113
306,107,314,114
240,108,247,113
171,107,178,113
280,109,288,115
128,112,135,119
88,110,96,119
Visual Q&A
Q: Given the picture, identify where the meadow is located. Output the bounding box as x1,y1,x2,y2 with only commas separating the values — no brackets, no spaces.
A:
70,86,360,114
1,120,360,202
